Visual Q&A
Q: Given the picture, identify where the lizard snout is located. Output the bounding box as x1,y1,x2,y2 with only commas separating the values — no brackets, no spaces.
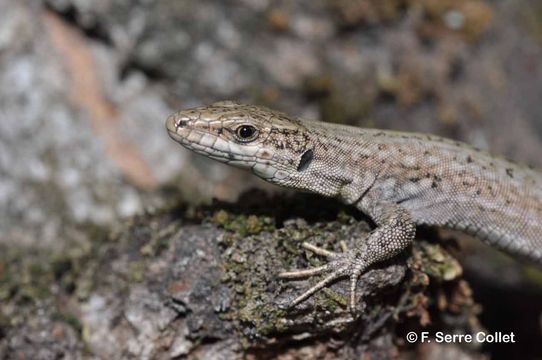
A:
166,114,191,134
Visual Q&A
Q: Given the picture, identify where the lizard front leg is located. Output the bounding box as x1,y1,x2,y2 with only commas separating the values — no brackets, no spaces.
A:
279,200,415,312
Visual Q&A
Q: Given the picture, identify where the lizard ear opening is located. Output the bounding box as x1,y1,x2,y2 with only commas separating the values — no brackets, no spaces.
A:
297,149,313,172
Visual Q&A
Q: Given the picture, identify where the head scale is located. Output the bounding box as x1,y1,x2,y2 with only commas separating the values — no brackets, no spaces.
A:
166,101,314,186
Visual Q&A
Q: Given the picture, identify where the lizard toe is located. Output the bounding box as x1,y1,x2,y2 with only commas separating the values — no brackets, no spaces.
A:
280,250,367,309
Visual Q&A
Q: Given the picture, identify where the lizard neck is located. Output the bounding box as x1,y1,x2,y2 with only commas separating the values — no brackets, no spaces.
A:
277,120,377,203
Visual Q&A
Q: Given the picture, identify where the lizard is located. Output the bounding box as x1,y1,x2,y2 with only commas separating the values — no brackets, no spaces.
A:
166,100,542,311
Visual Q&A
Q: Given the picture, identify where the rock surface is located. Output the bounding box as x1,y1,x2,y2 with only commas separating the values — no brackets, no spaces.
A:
1,191,483,359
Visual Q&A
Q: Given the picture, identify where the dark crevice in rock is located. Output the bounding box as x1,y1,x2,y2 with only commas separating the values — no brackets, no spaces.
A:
120,58,168,81
44,1,113,46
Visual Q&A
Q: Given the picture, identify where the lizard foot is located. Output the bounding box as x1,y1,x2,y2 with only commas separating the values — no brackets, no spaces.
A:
278,241,366,312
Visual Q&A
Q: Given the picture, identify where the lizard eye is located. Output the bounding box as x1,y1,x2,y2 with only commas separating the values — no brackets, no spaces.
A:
235,125,258,142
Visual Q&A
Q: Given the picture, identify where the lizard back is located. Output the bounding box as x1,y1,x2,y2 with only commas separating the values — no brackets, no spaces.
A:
303,119,542,262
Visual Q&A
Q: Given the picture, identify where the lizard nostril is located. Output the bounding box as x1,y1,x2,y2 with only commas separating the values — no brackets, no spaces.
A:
166,115,191,133
176,119,189,129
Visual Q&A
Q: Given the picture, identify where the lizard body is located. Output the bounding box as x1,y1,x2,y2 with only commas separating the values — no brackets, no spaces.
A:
166,101,542,309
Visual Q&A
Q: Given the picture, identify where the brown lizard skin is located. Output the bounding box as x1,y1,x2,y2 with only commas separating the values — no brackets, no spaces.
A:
166,101,542,310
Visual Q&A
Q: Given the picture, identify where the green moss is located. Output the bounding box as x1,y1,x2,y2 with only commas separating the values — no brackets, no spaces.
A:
414,242,463,281
219,232,288,334
128,260,146,282
52,312,83,335
0,247,54,304
320,288,347,310
211,202,364,338
211,210,274,237
213,209,230,226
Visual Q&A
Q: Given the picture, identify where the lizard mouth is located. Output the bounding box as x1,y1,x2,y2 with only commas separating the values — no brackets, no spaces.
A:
166,129,186,144
166,122,255,167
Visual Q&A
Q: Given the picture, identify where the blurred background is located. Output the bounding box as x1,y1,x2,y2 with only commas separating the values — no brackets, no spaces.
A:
1,0,542,358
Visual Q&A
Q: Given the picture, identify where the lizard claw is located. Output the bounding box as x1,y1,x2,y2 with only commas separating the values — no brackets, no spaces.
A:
278,241,366,312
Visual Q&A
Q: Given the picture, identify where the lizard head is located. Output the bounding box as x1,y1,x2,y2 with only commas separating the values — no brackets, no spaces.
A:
166,101,313,186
